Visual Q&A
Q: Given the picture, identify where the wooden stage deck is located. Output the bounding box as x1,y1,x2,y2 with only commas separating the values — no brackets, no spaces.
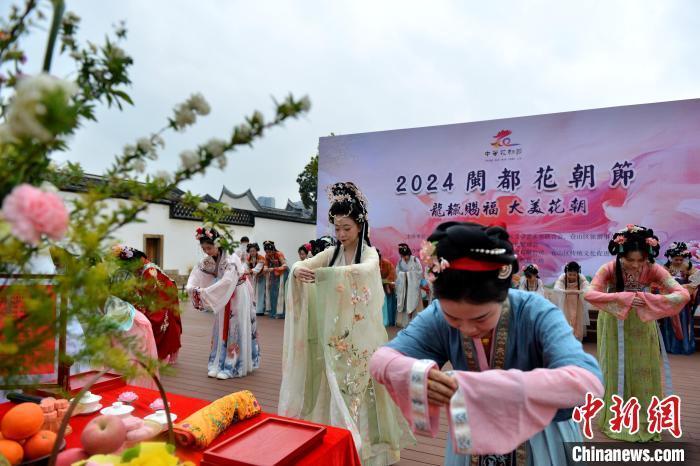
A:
161,304,700,465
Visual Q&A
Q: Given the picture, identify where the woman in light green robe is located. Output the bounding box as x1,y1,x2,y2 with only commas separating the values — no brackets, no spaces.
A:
278,182,413,465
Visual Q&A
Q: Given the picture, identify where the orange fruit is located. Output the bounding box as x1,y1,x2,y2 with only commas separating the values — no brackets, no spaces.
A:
0,403,44,440
0,439,23,465
24,430,56,460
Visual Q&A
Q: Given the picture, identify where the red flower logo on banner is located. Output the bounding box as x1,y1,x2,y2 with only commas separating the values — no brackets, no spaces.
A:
491,129,520,148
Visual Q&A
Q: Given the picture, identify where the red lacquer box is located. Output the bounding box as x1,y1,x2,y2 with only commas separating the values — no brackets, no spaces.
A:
201,417,327,466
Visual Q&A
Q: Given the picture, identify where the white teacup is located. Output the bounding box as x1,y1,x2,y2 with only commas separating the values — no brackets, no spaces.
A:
73,391,102,412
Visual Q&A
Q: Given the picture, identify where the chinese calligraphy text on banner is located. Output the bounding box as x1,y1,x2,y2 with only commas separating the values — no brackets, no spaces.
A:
317,99,700,283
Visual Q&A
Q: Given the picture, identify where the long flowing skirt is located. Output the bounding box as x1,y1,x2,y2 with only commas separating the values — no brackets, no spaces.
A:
382,293,397,327
597,310,663,442
208,284,261,377
280,266,414,465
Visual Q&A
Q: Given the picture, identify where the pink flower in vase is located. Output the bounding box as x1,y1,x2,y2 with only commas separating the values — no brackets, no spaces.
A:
1,183,69,245
118,391,138,404
149,398,170,411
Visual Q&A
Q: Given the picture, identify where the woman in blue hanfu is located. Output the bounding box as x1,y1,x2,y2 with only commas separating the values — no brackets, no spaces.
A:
659,241,699,355
370,221,603,466
186,227,260,380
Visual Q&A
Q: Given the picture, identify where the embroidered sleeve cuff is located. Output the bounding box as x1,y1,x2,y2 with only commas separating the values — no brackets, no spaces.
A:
409,359,437,434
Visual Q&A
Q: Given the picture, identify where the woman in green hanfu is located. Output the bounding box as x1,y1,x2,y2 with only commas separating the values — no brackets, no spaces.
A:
278,181,413,465
585,225,689,442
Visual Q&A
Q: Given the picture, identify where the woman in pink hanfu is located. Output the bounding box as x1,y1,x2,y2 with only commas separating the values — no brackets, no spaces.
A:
370,221,603,466
584,225,689,442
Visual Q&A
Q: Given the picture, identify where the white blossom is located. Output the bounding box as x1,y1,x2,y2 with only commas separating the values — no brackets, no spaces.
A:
188,93,210,115
136,137,152,153
179,150,200,170
173,104,196,130
4,74,78,142
154,171,172,183
40,181,58,193
216,155,228,170
132,160,146,173
122,144,136,157
205,138,226,157
236,123,252,141
198,202,208,211
110,45,126,60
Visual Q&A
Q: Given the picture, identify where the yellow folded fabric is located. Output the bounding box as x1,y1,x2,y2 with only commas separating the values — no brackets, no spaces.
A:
173,390,261,449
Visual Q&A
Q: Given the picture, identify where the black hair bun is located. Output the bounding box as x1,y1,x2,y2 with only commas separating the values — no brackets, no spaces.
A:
427,221,517,264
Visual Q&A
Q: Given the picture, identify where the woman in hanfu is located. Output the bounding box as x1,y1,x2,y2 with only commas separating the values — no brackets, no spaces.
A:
584,225,689,442
112,245,182,364
659,242,699,355
186,227,260,380
244,242,266,316
518,264,545,296
263,240,288,319
395,243,424,328
279,182,414,466
378,249,398,327
550,261,591,341
370,221,604,466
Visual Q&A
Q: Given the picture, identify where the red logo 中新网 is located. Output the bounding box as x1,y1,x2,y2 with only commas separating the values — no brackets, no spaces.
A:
491,129,520,148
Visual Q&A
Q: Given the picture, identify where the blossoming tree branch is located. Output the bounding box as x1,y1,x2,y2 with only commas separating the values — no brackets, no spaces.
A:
0,0,310,387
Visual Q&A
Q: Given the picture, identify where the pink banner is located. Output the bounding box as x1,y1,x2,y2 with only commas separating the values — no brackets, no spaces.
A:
318,99,700,283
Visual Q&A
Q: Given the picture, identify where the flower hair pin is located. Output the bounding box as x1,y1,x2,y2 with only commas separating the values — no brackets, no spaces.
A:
419,240,450,282
613,235,627,245
195,227,216,240
112,244,134,260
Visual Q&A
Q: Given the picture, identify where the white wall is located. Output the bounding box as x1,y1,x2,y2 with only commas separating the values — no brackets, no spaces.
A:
60,192,315,275
246,217,316,265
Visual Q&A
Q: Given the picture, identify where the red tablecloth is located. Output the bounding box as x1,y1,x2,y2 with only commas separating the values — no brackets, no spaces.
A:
0,385,361,466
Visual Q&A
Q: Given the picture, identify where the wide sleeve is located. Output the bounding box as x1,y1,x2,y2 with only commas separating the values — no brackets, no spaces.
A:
584,262,635,319
290,247,332,274
199,257,241,314
518,279,527,291
370,346,603,455
634,264,690,322
384,302,449,367
529,294,603,420
548,274,567,310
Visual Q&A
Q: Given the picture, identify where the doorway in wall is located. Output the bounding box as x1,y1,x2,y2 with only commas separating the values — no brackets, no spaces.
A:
143,235,163,268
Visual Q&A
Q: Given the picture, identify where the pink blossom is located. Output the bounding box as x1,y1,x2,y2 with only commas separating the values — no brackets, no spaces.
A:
419,240,436,265
614,236,626,245
1,183,69,245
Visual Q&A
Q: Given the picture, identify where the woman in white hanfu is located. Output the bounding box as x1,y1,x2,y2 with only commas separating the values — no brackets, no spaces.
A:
518,263,545,296
395,243,424,328
550,261,591,341
186,227,260,380
279,182,413,466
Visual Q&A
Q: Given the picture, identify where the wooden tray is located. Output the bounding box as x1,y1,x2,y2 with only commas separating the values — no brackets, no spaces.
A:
201,417,326,466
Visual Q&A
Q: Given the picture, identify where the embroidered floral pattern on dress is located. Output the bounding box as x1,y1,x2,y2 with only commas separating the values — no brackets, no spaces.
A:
326,270,374,421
